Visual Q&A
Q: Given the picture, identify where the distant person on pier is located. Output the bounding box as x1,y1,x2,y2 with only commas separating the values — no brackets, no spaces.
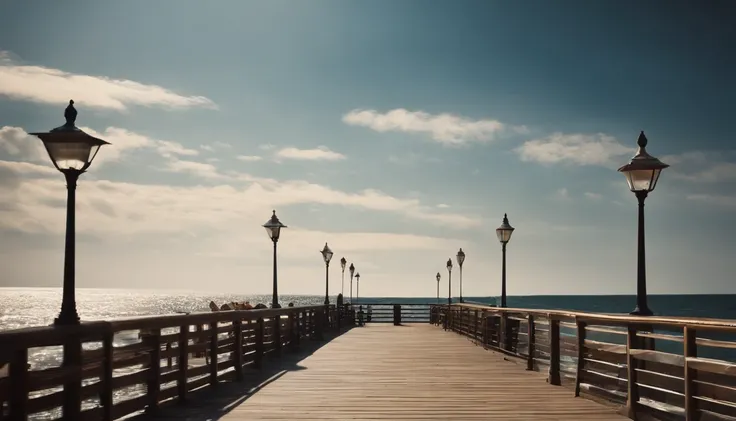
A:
244,301,253,310
255,303,267,309
288,302,294,307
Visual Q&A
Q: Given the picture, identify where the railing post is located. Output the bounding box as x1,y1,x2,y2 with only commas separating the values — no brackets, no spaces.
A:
289,312,298,351
336,305,342,330
209,322,218,386
296,311,303,345
8,348,28,421
101,329,114,421
255,317,264,368
393,304,401,325
684,326,697,421
62,334,82,420
233,320,244,381
177,324,189,402
142,328,162,413
626,325,640,419
273,315,282,354
316,308,325,340
574,319,586,397
526,315,535,371
548,318,561,386
474,310,479,341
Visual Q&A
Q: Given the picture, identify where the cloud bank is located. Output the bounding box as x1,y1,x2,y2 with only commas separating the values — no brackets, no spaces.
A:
343,108,512,145
0,51,216,111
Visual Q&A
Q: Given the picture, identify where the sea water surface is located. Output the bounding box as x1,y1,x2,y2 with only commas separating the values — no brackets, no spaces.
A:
1,288,734,331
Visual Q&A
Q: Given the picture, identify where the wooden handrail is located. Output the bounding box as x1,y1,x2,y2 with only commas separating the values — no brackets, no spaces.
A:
453,302,736,331
0,304,354,420
433,302,736,421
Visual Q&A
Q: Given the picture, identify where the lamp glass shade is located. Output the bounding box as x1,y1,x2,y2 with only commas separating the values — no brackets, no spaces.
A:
340,257,347,270
623,168,662,192
496,214,515,244
355,273,360,280
436,272,441,282
456,248,465,266
45,141,98,171
349,263,355,276
263,210,287,241
321,243,334,264
446,258,453,271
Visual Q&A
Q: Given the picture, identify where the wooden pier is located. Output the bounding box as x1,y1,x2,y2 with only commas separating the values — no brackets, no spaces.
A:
2,303,736,420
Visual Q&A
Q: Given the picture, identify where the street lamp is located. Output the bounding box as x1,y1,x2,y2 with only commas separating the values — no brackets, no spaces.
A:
340,257,347,296
320,243,333,305
355,272,361,304
349,263,355,303
30,100,110,326
618,131,669,316
435,272,441,304
496,213,515,308
446,258,453,305
263,210,287,309
456,248,466,303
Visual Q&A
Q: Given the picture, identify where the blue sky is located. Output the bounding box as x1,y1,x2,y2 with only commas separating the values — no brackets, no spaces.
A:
0,1,734,297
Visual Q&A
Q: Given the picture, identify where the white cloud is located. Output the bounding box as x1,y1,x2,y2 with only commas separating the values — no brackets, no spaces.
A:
437,203,450,209
274,146,346,161
237,155,263,162
663,151,736,183
584,192,603,200
1,126,198,166
259,144,276,151
0,126,47,162
0,124,480,236
163,159,224,179
343,108,509,145
0,162,480,242
515,133,634,167
0,51,216,111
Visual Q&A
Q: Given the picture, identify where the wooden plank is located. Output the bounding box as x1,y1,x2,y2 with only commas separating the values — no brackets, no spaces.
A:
129,325,627,421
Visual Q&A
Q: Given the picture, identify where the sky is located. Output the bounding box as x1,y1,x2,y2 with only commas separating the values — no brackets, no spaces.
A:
0,1,735,298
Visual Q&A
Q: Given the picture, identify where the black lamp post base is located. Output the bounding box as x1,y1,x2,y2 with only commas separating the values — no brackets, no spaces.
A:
272,303,282,309
324,299,330,305
630,307,653,316
54,311,80,326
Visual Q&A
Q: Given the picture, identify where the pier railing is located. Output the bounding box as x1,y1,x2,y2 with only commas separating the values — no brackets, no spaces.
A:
352,303,431,324
432,303,736,421
0,304,352,421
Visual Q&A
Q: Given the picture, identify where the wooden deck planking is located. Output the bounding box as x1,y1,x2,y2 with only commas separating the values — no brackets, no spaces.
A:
135,324,628,420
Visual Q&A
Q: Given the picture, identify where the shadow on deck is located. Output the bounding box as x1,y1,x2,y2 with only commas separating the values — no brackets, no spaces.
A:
132,324,628,420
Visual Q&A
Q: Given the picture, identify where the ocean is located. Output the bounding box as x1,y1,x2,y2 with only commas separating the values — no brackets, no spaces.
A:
0,288,731,332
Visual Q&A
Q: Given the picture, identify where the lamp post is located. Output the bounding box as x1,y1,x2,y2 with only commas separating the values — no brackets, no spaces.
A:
30,100,110,326
496,214,515,308
436,272,441,304
340,257,347,296
349,263,355,303
355,272,361,304
446,258,453,305
320,243,333,305
618,131,669,316
263,210,287,309
456,248,465,303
